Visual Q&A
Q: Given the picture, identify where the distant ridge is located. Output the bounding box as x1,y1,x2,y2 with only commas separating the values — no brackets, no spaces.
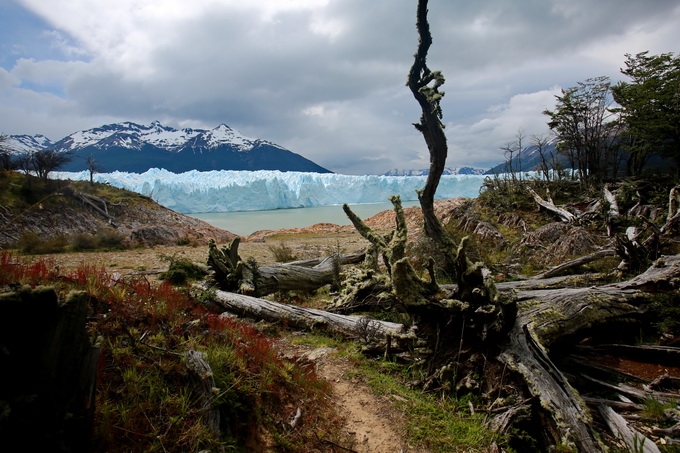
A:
6,121,331,174
383,166,487,176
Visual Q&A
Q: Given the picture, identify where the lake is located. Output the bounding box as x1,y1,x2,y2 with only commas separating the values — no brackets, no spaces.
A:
188,200,420,236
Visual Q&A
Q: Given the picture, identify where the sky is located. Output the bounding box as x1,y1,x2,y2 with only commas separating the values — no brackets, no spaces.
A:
1,0,679,175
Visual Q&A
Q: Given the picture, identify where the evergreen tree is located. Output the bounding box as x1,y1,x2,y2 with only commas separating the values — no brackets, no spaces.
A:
612,51,680,176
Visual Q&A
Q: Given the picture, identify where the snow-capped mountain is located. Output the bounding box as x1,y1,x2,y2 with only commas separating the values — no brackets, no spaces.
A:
5,134,54,153
383,166,488,176
6,121,331,174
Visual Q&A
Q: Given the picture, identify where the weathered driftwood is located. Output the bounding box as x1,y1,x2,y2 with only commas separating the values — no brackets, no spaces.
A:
599,405,661,453
527,186,576,222
208,238,361,296
185,350,220,437
200,284,416,345
497,254,680,451
76,192,117,226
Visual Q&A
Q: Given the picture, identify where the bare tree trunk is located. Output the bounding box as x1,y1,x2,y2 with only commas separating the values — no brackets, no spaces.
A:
406,0,458,274
200,284,417,349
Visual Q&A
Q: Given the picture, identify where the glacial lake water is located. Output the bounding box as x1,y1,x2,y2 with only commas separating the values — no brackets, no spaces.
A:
188,200,420,236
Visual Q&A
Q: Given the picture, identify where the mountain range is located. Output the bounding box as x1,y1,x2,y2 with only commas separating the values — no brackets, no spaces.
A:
487,141,563,175
7,121,331,174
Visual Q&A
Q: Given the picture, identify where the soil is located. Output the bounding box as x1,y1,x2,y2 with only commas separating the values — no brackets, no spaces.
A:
279,340,430,453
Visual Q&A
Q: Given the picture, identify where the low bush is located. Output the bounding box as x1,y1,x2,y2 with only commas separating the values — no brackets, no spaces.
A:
15,229,126,254
269,241,299,263
17,232,68,254
93,229,125,249
158,254,208,285
70,232,99,251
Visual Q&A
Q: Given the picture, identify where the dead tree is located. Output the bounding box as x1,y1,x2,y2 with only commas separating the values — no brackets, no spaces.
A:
405,0,459,276
207,238,362,296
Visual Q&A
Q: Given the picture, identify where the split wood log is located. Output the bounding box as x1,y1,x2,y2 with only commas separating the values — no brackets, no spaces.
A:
599,405,661,453
514,254,680,347
199,284,417,347
185,350,220,437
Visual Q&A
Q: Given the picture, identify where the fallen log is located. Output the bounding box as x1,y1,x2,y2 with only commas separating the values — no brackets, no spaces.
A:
286,252,365,268
497,254,680,451
599,405,661,453
581,397,642,412
526,186,575,223
208,238,362,296
202,248,677,451
185,350,220,437
531,249,617,279
198,283,417,347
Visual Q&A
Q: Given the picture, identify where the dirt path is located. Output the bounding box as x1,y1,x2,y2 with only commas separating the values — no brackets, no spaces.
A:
280,341,430,453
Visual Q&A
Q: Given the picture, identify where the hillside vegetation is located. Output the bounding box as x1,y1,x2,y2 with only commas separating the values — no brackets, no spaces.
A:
0,170,234,251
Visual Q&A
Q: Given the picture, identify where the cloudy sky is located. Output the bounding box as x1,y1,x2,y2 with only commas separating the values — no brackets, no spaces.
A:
1,0,679,174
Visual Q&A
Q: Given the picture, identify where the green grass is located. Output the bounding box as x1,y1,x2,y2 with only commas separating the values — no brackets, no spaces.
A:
355,359,501,452
289,332,503,452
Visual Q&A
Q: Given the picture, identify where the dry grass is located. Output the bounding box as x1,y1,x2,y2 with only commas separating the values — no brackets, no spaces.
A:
30,231,371,276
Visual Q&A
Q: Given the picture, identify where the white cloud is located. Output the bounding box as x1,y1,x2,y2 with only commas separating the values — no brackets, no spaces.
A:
446,88,560,168
3,0,680,174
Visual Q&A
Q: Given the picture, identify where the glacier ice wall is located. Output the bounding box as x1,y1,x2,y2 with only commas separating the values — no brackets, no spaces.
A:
56,168,488,213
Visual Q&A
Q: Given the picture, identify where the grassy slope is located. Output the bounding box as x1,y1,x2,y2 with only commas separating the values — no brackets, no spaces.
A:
0,170,234,250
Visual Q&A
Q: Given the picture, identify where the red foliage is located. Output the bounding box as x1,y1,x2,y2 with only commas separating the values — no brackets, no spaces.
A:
0,251,56,286
67,264,109,287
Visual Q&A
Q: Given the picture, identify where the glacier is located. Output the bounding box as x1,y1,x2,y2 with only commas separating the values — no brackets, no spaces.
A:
55,168,488,214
